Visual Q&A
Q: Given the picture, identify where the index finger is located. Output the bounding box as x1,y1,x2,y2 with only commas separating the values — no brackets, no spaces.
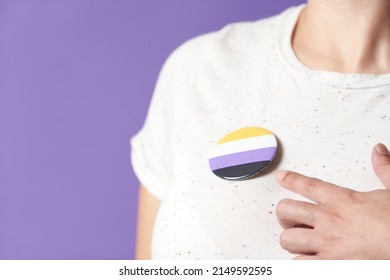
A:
275,170,351,204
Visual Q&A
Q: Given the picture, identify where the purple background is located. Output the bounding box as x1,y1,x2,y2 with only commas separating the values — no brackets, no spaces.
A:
0,0,305,259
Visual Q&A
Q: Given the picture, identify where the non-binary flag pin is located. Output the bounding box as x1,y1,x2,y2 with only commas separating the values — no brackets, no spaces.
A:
208,126,278,180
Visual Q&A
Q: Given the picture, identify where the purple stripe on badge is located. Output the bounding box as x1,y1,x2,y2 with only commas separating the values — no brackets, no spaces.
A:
209,147,277,171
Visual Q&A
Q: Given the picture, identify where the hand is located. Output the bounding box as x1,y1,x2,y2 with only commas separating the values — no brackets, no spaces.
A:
275,143,390,260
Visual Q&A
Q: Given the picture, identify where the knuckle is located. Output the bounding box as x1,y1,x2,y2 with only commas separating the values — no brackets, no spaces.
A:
303,177,322,196
306,177,322,188
321,233,339,250
341,188,359,202
322,205,344,225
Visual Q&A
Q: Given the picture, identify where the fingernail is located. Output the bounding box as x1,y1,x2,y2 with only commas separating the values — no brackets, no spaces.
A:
376,143,390,155
276,170,288,180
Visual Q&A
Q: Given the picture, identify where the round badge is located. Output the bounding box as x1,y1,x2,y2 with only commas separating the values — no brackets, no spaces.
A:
209,126,278,180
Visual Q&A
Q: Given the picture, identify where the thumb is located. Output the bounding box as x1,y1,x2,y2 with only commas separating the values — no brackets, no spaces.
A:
372,143,390,188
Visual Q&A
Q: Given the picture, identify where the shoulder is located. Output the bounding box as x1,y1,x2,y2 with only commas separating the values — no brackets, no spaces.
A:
163,8,290,71
155,5,302,94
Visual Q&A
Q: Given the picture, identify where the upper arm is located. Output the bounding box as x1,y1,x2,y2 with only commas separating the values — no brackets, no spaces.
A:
135,184,161,260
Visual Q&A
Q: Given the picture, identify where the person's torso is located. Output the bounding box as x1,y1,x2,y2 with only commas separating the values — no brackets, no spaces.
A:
151,5,390,259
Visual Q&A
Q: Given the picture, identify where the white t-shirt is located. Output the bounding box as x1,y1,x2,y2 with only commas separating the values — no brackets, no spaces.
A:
130,4,390,259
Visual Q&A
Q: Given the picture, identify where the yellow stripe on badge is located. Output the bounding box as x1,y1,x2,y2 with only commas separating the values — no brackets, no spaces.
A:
217,127,273,144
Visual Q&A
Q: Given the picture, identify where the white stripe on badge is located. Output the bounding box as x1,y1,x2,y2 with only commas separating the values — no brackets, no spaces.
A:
209,134,277,158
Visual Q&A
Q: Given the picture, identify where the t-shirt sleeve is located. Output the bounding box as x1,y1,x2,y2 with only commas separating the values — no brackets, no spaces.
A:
130,27,227,200
130,46,184,201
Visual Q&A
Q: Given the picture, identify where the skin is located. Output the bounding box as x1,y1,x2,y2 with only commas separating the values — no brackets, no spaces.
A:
293,0,390,73
276,144,390,259
135,185,160,259
276,0,390,259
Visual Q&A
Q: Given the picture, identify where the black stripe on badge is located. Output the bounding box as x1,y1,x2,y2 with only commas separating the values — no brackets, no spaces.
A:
212,161,270,180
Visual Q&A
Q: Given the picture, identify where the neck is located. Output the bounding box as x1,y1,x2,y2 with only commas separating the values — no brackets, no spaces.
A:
293,0,390,73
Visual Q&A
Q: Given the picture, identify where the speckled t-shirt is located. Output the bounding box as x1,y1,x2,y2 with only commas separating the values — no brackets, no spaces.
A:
130,5,390,259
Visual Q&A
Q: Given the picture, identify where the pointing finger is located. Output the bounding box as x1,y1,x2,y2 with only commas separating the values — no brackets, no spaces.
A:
275,170,352,204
